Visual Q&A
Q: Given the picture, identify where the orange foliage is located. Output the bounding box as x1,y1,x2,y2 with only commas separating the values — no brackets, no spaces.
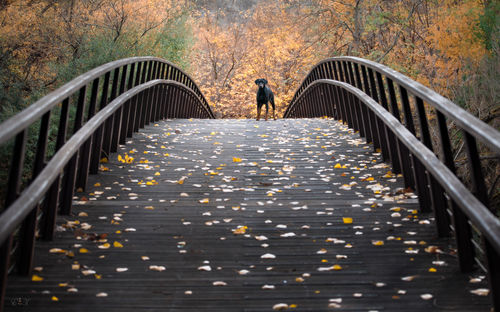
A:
190,2,323,118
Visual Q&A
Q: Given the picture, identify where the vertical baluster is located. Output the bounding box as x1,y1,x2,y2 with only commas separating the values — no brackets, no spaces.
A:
90,72,110,174
147,61,158,123
399,86,416,134
325,83,335,117
134,62,147,132
102,68,119,157
56,98,70,151
334,85,346,123
17,111,51,275
360,101,373,144
0,236,13,311
151,84,160,122
397,139,415,190
117,64,130,146
76,78,99,189
376,72,389,110
0,130,27,308
351,91,362,134
342,62,351,84
128,62,141,137
110,67,124,153
140,61,152,128
337,62,345,82
43,97,70,238
377,73,400,173
367,68,379,103
368,68,389,162
353,63,363,89
348,62,356,86
60,87,86,215
360,66,371,96
343,89,355,129
386,78,401,120
332,61,340,81
316,85,323,117
388,82,412,187
162,85,170,119
59,97,76,215
415,97,432,149
409,154,432,213
463,131,499,309
326,61,335,80
320,85,327,117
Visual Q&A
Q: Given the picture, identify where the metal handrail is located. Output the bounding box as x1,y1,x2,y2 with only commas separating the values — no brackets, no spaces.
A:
0,57,213,145
295,79,500,253
283,75,500,310
0,79,190,246
284,56,500,154
0,57,214,311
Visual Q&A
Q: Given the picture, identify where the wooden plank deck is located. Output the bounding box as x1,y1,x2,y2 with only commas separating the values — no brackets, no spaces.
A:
5,119,491,311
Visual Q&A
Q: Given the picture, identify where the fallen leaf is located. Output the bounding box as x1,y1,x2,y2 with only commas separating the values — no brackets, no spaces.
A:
272,303,288,310
31,274,43,282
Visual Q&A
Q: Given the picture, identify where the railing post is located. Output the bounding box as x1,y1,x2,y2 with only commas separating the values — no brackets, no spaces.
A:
120,64,133,145
102,68,120,156
76,78,99,190
61,89,85,213
90,72,110,174
113,65,128,149
0,130,27,309
17,111,51,276
463,131,499,310
434,111,475,272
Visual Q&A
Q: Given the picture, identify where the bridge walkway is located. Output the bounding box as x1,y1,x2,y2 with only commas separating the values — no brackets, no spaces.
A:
4,118,490,311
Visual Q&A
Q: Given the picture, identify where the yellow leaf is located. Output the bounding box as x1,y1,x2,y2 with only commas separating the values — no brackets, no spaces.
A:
233,157,242,162
342,217,353,224
79,248,89,253
428,267,437,272
372,240,384,246
51,296,59,301
334,163,342,168
94,182,101,187
232,226,247,235
199,198,209,203
32,274,43,282
113,241,123,248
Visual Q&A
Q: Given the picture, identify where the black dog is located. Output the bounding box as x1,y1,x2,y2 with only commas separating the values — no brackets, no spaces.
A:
255,78,276,121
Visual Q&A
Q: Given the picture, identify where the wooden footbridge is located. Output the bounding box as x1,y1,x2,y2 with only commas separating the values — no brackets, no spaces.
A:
0,57,499,311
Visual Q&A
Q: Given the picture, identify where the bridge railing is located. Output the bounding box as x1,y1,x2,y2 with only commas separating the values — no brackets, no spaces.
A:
0,57,214,310
283,57,500,310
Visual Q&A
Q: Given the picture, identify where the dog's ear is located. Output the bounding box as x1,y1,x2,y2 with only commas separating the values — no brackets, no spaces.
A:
262,79,268,85
254,79,260,85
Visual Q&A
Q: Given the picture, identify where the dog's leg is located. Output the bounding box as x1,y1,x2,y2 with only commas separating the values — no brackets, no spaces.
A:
256,106,261,121
265,103,269,121
270,97,276,120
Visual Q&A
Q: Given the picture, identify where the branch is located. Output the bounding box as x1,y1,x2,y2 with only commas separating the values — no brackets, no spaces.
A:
376,1,420,63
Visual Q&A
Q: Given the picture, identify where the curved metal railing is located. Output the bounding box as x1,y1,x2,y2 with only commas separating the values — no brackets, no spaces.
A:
284,57,500,310
0,57,214,308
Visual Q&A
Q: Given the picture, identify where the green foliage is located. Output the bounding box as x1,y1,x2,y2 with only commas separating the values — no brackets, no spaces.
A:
0,6,192,209
479,0,500,51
